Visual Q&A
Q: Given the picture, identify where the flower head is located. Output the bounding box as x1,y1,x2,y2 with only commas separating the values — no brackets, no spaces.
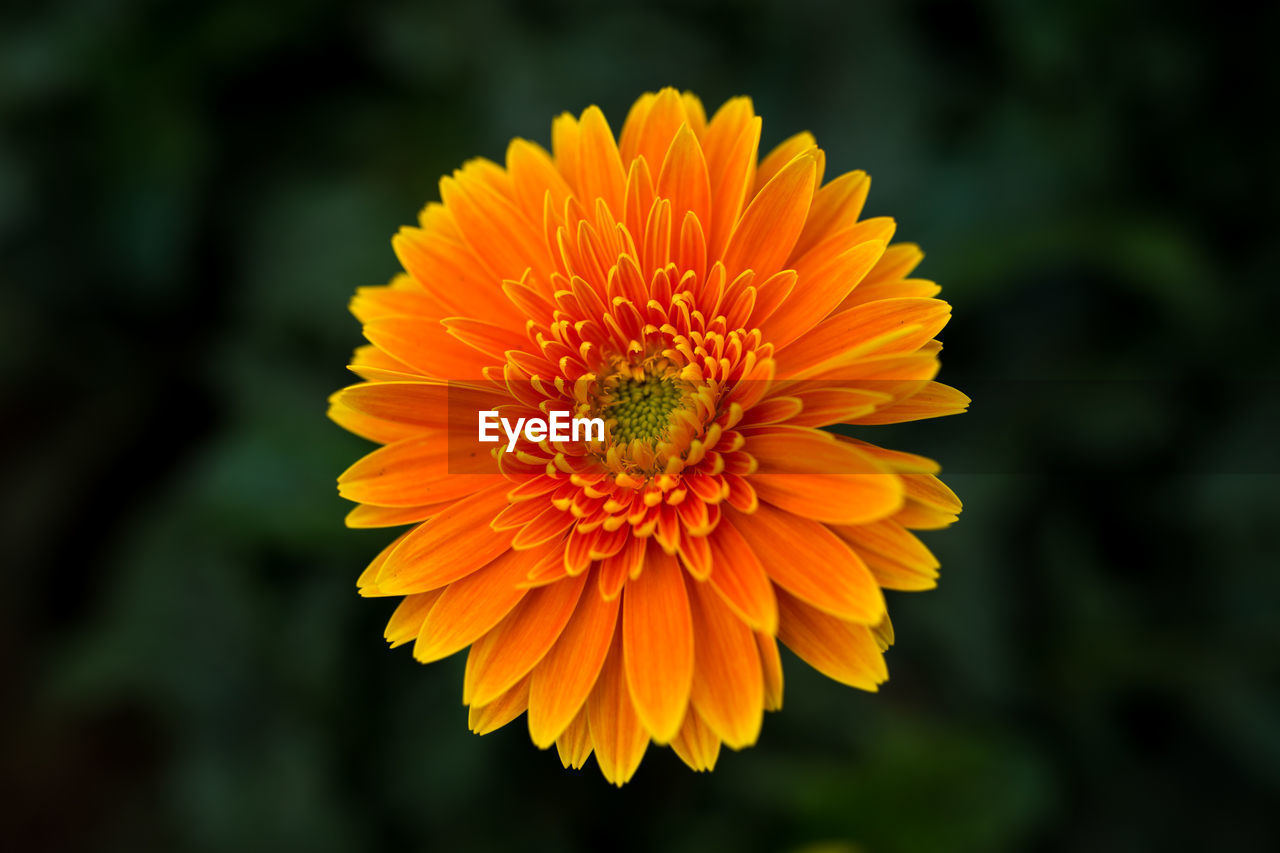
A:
330,88,968,784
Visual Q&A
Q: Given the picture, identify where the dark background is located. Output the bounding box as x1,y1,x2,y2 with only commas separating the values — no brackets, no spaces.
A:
3,0,1278,850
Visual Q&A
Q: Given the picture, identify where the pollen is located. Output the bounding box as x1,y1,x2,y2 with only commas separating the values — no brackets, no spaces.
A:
603,375,689,444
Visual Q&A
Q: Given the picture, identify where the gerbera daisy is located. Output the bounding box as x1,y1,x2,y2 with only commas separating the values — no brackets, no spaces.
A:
329,88,967,785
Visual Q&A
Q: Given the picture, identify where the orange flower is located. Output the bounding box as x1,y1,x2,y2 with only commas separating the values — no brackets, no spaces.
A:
330,88,968,785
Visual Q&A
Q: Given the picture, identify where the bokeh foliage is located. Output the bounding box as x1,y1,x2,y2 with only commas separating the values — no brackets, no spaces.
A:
2,0,1277,850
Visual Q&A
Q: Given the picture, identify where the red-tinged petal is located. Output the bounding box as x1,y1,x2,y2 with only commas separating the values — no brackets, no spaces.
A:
730,503,885,625
722,152,818,281
413,543,552,663
706,520,778,634
622,545,694,743
463,572,587,706
588,630,650,786
374,483,515,595
776,588,888,690
748,427,904,525
384,590,444,649
468,673,530,735
687,576,764,749
528,575,622,747
669,708,721,772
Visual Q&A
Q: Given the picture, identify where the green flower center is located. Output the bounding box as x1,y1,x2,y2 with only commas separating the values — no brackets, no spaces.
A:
604,375,687,444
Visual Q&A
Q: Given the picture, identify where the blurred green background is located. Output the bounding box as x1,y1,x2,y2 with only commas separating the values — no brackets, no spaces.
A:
3,0,1278,850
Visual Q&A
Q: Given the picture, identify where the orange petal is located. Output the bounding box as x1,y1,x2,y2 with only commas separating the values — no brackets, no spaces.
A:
657,124,712,243
439,164,551,282
348,343,422,382
831,519,940,591
374,483,515,595
862,241,926,285
555,707,594,769
633,87,686,177
588,630,650,786
327,396,421,445
413,543,548,663
383,590,444,648
722,151,818,281
687,576,764,749
622,544,694,743
701,99,760,258
338,434,496,507
766,238,888,350
669,707,721,772
851,381,971,425
839,277,941,310
463,571,587,707
706,520,778,633
345,503,440,529
392,224,520,324
776,588,887,690
468,673,530,735
901,473,962,515
780,297,951,378
506,138,573,226
528,575,621,747
577,105,627,218
330,381,473,432
356,529,411,597
753,132,817,191
756,631,784,711
786,386,892,427
363,317,493,380
748,427,904,525
792,169,870,259
730,503,885,624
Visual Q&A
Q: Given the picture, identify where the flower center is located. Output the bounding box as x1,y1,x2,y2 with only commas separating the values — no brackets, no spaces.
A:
604,375,688,444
